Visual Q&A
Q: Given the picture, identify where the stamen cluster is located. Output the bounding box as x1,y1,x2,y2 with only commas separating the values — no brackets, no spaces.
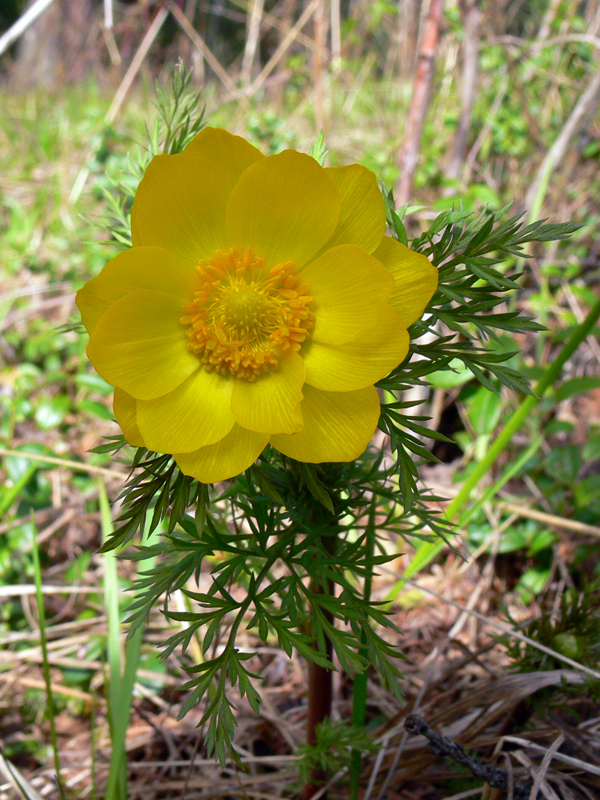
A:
181,248,314,380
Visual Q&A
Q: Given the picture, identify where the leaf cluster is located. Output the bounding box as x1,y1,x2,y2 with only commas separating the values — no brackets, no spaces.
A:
117,450,413,762
380,193,579,510
295,718,378,788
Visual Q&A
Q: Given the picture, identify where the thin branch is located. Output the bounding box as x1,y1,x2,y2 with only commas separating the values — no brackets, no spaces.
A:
0,447,126,480
0,0,56,57
241,0,265,86
404,714,533,798
396,0,445,205
248,0,322,97
168,1,241,98
446,0,481,182
105,6,169,125
524,66,600,220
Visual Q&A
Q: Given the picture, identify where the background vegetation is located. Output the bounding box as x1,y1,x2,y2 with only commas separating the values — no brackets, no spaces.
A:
1,0,600,798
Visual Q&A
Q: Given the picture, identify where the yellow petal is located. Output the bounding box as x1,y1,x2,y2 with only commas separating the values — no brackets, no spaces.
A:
183,127,264,191
87,290,198,400
113,388,145,447
174,425,269,483
231,351,304,434
303,304,409,391
76,246,197,335
136,368,234,453
227,150,339,269
270,384,380,462
131,154,230,267
372,236,438,328
318,164,386,254
299,244,394,345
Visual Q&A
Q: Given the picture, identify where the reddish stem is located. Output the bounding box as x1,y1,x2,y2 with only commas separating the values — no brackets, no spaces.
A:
396,0,445,205
302,528,337,800
302,616,333,800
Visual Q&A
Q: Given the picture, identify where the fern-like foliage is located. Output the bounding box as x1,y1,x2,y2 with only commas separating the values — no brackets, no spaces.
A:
379,191,579,509
101,65,206,248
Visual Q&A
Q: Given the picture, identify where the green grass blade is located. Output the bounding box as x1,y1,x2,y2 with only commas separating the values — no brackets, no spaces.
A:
31,518,62,785
0,462,37,517
456,435,543,530
0,748,44,800
90,694,98,800
99,480,128,800
99,478,162,800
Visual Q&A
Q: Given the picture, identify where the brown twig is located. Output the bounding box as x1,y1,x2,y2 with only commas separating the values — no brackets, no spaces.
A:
105,5,169,126
396,0,445,205
404,714,533,798
446,0,481,183
313,0,327,133
241,0,265,86
524,65,600,220
303,642,333,799
168,1,241,99
69,4,169,204
248,0,322,97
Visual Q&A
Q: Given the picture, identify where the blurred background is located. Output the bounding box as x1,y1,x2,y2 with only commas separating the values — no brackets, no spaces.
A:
1,2,600,798
2,0,600,208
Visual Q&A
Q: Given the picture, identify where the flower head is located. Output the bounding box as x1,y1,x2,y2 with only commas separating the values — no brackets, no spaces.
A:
77,128,437,483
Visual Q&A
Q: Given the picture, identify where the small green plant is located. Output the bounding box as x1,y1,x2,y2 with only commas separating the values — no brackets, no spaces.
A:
502,585,600,674
296,719,377,790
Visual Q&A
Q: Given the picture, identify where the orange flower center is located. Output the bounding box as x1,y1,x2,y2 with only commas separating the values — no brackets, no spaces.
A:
181,248,314,381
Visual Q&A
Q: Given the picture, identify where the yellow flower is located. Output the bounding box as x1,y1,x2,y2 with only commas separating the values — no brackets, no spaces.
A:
77,128,437,483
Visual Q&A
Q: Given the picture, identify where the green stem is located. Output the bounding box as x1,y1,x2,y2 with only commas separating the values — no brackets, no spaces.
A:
401,294,600,582
348,499,376,799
